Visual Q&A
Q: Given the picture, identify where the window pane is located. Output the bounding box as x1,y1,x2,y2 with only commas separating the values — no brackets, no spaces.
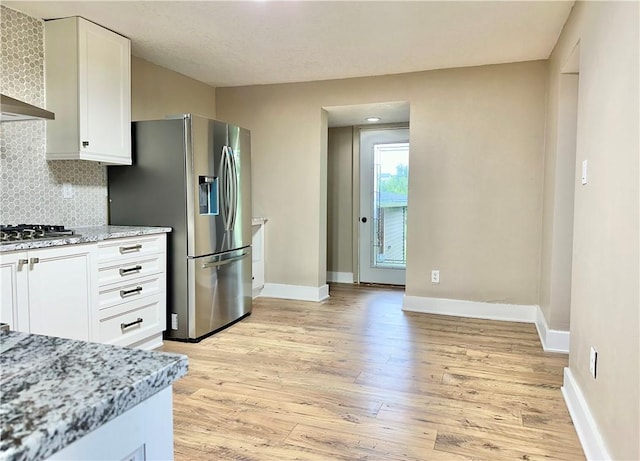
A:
372,142,409,269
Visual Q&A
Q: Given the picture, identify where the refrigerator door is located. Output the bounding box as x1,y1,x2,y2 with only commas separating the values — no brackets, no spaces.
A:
187,247,252,339
189,117,251,258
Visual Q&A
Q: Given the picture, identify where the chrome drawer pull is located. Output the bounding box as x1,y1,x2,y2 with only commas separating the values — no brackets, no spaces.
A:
18,259,28,265
29,257,40,265
119,244,142,253
119,265,142,276
120,286,143,298
120,317,143,330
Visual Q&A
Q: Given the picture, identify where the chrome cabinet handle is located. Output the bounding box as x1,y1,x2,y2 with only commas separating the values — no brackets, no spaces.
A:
29,257,39,265
120,286,142,298
119,265,142,276
120,317,143,330
82,141,89,148
119,244,142,253
18,259,28,265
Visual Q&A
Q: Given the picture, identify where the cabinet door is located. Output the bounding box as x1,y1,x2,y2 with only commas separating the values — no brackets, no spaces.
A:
79,18,131,164
27,245,98,341
0,252,29,331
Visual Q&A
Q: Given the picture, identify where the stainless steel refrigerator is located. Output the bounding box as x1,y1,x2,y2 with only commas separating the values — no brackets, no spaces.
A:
108,114,252,341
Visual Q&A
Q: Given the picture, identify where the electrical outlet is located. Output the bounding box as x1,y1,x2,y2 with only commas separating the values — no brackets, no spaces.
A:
589,346,598,379
62,183,74,199
431,270,440,284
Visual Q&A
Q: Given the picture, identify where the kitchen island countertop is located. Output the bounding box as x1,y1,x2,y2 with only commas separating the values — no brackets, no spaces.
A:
0,225,171,252
0,330,188,461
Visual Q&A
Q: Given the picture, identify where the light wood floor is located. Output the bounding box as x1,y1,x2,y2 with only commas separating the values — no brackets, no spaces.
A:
162,283,585,460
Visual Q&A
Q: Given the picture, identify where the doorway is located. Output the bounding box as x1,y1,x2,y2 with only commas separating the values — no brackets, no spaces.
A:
359,127,409,285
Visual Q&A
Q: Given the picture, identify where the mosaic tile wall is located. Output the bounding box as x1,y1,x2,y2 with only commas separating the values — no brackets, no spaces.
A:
0,6,108,227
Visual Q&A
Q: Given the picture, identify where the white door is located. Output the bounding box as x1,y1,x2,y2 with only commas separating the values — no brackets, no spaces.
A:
79,17,131,161
27,244,96,341
0,252,29,331
359,127,409,285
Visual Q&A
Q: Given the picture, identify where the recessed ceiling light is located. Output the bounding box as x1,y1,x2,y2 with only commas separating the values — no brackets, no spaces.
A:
365,117,381,122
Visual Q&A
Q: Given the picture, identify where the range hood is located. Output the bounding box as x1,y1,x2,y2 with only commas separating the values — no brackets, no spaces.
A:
1,94,55,122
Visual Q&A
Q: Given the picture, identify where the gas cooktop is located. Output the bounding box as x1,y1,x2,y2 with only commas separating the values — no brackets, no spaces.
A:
0,224,79,244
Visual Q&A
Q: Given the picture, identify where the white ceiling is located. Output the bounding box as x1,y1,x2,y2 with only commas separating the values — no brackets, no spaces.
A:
325,101,410,127
6,1,573,89
5,1,573,126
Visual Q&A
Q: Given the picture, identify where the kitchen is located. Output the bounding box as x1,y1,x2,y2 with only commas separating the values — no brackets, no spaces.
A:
1,2,639,461
0,5,255,459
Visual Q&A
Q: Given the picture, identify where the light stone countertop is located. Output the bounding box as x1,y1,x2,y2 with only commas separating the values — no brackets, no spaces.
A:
0,330,188,461
0,225,171,253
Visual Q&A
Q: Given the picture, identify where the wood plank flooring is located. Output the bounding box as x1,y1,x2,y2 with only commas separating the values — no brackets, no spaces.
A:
162,283,585,460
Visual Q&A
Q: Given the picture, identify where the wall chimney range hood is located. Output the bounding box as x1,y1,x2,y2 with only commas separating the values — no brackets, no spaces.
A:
1,94,55,122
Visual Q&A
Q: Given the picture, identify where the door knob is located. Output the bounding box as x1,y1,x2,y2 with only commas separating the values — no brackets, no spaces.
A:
361,217,367,223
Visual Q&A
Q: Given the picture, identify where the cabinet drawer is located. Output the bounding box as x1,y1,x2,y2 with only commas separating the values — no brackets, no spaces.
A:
98,274,165,310
99,295,165,347
98,234,165,263
98,254,165,286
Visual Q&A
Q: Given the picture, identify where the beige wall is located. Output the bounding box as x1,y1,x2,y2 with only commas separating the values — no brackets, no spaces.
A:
539,72,578,331
318,111,328,286
217,61,547,302
327,127,354,274
131,56,216,121
545,2,639,459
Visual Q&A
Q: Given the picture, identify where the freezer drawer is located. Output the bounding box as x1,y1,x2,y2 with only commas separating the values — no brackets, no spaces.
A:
186,247,252,340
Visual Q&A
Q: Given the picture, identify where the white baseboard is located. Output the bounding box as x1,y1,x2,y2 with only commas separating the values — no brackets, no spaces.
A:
562,368,612,460
327,271,354,283
402,295,537,323
535,306,570,353
260,283,330,302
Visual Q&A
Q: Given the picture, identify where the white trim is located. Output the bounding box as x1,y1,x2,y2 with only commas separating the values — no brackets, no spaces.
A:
402,296,537,323
129,332,164,351
534,306,570,353
327,271,354,283
260,283,330,302
562,368,612,460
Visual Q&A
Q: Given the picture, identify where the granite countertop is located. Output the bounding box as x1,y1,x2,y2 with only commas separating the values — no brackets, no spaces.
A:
0,331,188,461
0,225,172,252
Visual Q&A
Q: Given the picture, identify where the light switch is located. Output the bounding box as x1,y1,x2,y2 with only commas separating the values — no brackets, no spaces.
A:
581,160,588,185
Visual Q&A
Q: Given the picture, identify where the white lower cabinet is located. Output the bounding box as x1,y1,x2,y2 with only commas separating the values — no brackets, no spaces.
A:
251,219,267,298
0,251,29,331
97,234,167,350
0,233,168,349
0,244,97,341
47,386,174,461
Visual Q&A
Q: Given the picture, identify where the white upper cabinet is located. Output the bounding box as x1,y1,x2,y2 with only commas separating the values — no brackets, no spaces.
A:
45,17,131,165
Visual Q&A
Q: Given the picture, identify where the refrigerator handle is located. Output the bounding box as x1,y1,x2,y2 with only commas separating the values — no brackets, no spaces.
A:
219,146,230,230
201,251,249,269
224,146,235,231
228,147,239,231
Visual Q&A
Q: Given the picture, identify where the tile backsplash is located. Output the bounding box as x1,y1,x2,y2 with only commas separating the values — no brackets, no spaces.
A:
0,6,108,226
